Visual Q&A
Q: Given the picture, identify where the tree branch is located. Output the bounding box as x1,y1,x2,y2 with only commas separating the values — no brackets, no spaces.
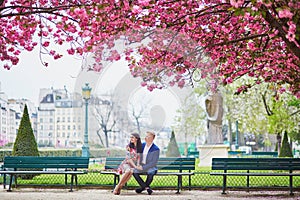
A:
207,33,269,48
260,4,300,59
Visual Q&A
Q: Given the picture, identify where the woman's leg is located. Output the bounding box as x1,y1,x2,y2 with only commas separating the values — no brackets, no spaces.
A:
127,159,137,168
123,169,133,183
113,170,132,195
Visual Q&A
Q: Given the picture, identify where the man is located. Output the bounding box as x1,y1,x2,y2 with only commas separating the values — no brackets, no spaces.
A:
133,131,160,195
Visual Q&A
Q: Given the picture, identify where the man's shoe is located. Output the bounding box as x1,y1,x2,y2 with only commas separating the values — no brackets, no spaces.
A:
147,188,153,195
135,188,144,193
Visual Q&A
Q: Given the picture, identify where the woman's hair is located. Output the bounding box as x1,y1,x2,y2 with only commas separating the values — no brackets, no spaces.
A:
128,132,143,153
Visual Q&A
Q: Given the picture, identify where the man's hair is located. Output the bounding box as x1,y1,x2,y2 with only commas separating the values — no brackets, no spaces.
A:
147,131,156,139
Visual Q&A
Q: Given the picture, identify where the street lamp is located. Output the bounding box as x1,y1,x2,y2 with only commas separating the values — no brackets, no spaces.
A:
235,120,239,149
82,83,92,157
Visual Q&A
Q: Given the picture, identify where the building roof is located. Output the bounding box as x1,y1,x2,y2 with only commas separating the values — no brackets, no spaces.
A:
40,94,54,104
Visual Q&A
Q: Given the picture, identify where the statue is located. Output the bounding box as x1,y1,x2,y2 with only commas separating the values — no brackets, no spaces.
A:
204,90,223,144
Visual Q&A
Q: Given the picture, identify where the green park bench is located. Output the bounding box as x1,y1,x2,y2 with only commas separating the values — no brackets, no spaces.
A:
228,151,246,157
101,157,195,194
0,156,89,192
187,151,199,158
210,157,300,195
251,151,278,157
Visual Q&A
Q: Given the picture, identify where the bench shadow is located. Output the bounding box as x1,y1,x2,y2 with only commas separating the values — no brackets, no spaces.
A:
117,190,185,196
224,191,300,199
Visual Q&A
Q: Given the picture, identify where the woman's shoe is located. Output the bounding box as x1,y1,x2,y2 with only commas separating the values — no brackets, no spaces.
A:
113,185,121,195
113,189,120,195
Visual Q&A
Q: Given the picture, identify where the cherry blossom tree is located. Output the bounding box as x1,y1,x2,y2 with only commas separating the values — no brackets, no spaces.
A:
1,0,299,97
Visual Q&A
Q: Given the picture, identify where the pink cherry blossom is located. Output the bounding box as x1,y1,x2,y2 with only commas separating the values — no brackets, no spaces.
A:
278,9,293,19
230,0,244,8
0,0,298,98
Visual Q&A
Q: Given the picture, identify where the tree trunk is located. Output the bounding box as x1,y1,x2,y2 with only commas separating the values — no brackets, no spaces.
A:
277,133,282,155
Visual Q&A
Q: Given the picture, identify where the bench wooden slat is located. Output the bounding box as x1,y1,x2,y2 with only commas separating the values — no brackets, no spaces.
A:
210,158,300,196
210,172,300,176
1,156,89,192
0,170,87,174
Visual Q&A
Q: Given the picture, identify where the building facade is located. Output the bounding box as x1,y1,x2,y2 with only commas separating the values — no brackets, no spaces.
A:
37,88,84,148
0,90,37,146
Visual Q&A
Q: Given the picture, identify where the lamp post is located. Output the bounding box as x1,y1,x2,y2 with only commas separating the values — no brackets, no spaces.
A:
82,83,92,157
235,120,239,149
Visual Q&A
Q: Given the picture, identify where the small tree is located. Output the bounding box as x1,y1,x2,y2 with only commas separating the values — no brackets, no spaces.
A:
12,104,39,156
166,131,181,157
279,131,293,158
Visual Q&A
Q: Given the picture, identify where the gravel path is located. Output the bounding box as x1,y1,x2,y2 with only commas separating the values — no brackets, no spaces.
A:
1,188,299,200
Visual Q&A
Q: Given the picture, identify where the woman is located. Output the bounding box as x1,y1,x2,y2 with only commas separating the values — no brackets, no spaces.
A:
113,133,142,195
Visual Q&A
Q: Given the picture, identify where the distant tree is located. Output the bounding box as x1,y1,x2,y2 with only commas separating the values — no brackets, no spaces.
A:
12,104,39,157
12,104,39,179
166,131,181,157
92,95,120,148
279,131,293,158
128,97,150,135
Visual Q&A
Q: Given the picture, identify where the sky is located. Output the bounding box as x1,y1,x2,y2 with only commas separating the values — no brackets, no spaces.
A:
0,47,82,105
0,47,189,128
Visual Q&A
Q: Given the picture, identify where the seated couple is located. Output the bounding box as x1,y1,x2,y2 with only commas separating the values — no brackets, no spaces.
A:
113,131,160,195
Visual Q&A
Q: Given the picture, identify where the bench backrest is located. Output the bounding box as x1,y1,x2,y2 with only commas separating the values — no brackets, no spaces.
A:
251,151,278,157
3,156,89,170
104,157,195,171
212,158,300,171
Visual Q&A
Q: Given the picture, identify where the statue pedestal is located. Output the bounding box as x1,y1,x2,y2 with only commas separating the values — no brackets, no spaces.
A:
197,144,229,167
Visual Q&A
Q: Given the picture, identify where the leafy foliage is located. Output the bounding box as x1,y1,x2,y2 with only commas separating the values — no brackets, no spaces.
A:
279,131,293,158
0,1,299,97
166,131,181,157
12,105,39,157
12,105,39,179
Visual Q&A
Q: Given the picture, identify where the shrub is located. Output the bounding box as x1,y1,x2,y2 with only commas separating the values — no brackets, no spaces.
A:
166,130,181,157
12,104,39,179
279,131,293,157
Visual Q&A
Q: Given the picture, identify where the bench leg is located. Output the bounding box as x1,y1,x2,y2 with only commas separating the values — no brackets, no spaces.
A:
289,175,294,196
176,175,182,194
112,174,120,192
3,173,6,189
188,174,191,191
222,174,227,195
7,175,13,192
65,174,68,185
69,175,74,192
246,174,249,193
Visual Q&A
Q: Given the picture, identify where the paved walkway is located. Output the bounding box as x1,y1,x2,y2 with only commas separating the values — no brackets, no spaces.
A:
1,188,299,200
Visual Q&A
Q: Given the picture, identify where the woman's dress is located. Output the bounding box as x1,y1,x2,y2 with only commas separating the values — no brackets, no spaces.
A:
117,146,139,174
